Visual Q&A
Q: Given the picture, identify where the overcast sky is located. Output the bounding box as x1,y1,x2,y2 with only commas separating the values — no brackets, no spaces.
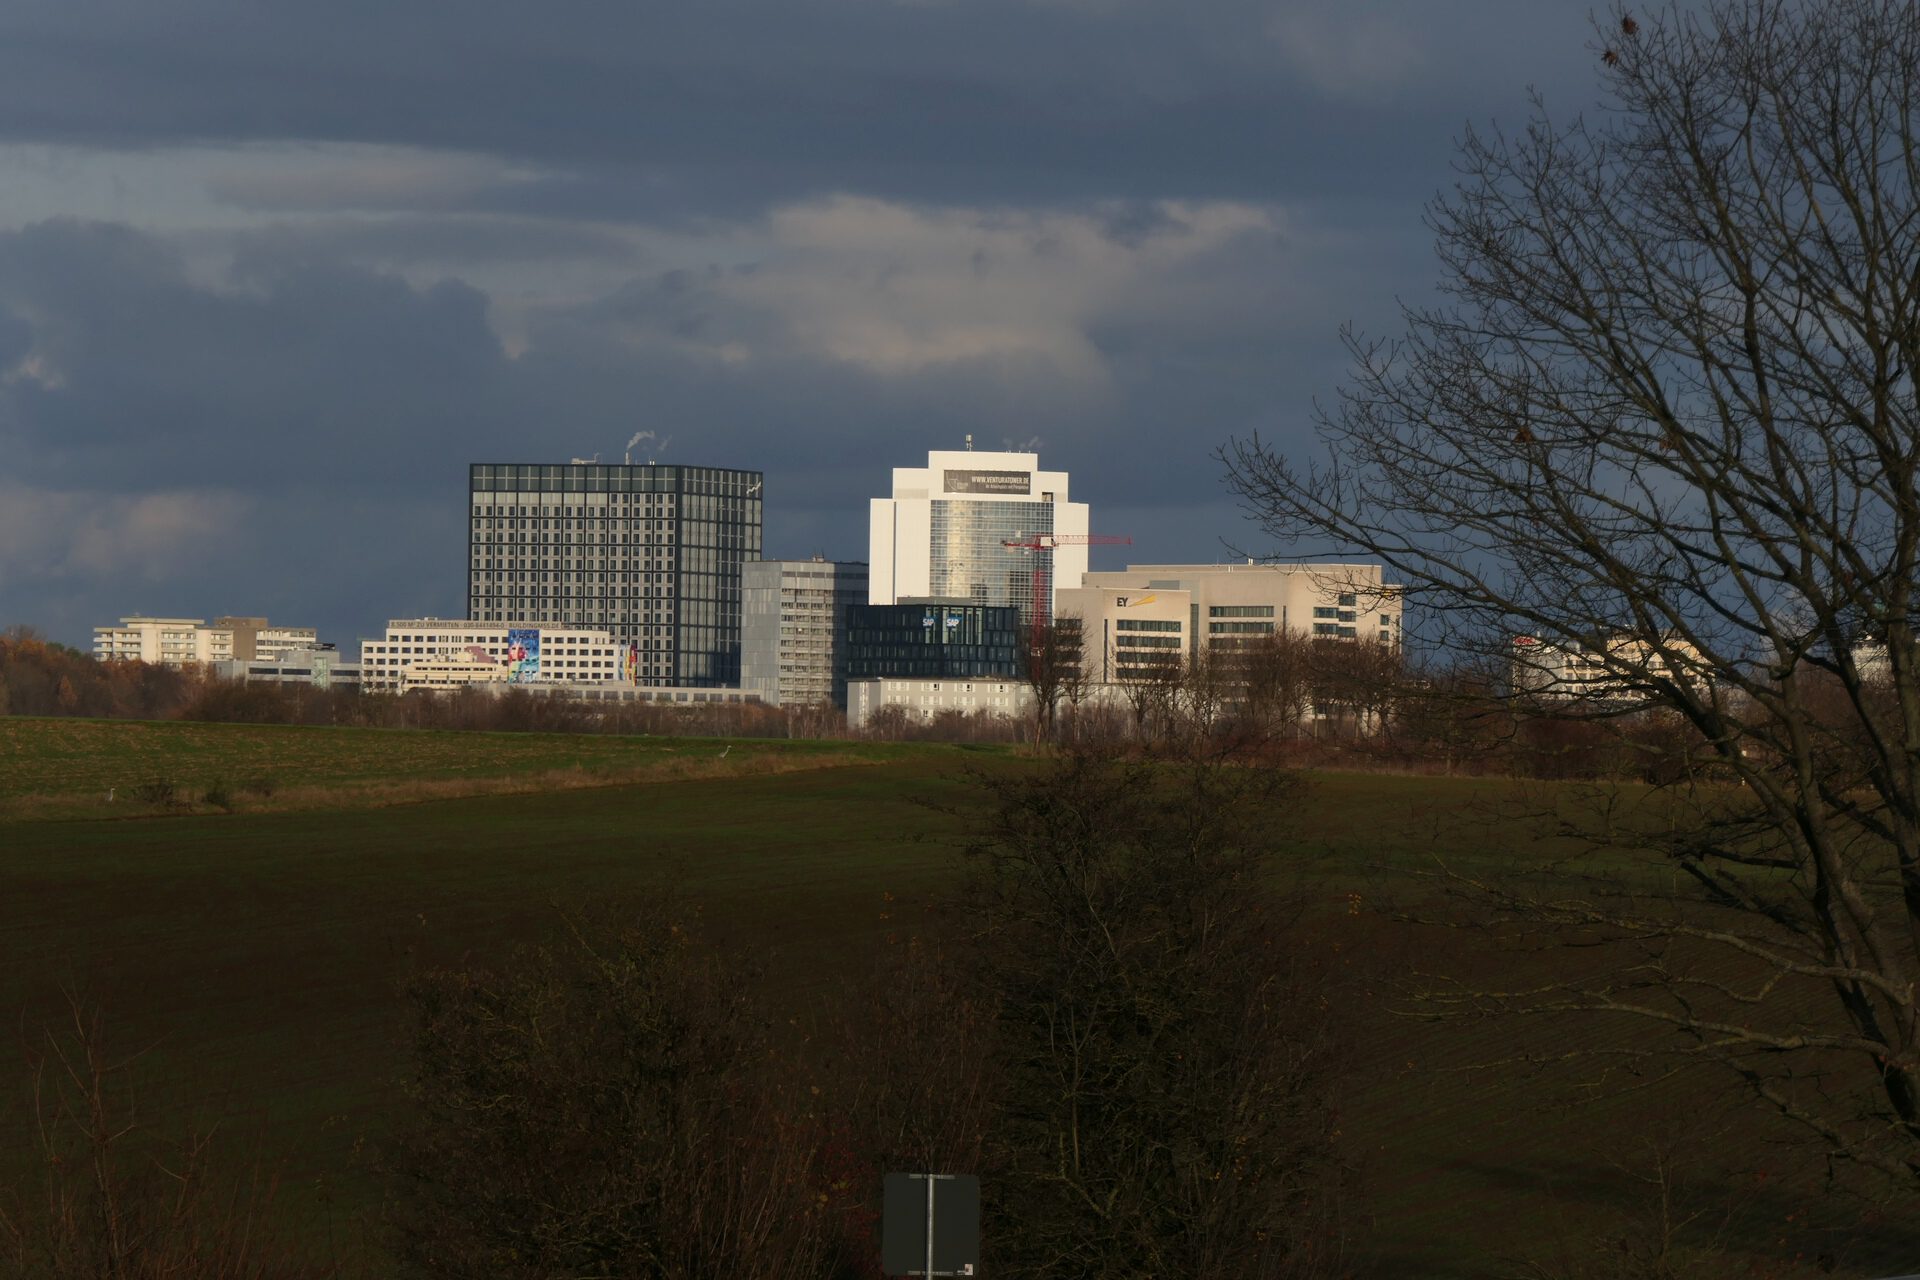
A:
0,0,1601,648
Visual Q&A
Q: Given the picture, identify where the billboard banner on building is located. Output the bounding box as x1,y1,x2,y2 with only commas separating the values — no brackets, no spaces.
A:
506,628,541,683
943,469,1031,496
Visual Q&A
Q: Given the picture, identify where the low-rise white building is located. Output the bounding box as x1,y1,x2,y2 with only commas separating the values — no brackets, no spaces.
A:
212,647,361,689
847,677,1032,729
360,620,625,691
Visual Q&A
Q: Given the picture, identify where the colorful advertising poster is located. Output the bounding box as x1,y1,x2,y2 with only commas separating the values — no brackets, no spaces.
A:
506,628,541,683
626,642,640,684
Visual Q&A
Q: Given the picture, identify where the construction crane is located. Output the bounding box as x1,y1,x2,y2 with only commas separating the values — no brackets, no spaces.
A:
1000,532,1133,649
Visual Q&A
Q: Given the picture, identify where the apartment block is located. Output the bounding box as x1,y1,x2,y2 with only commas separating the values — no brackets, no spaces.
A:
93,616,321,667
740,559,868,708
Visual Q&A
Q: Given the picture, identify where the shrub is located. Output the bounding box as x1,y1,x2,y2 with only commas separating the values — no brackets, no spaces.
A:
131,779,177,808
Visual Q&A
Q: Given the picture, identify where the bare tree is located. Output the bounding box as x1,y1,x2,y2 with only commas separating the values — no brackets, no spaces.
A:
1305,636,1403,741
962,750,1352,1277
1226,0,1920,1183
1234,631,1314,744
1116,648,1186,743
1020,616,1087,747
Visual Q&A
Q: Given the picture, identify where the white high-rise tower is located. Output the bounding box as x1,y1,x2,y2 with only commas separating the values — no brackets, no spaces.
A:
867,449,1090,629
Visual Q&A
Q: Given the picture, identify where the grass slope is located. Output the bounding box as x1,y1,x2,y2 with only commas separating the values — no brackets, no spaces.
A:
1,721,1907,1274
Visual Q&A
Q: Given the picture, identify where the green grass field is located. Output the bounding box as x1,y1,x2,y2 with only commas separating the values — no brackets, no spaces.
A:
0,716,992,818
1,719,1909,1275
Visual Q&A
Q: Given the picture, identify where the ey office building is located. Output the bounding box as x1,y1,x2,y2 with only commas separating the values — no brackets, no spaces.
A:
868,449,1089,632
1053,585,1194,684
467,462,764,687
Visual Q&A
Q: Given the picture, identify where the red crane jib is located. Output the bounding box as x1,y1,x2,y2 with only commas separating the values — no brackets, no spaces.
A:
998,534,1133,646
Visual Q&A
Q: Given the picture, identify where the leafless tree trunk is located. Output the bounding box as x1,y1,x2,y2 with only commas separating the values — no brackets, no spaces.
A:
1021,617,1086,747
1226,0,1920,1183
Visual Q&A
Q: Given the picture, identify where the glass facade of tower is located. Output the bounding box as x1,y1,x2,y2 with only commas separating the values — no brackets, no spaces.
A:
467,462,764,687
928,498,1055,631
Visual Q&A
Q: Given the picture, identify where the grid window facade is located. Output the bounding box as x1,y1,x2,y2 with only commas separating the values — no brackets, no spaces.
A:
467,462,764,687
845,604,1021,680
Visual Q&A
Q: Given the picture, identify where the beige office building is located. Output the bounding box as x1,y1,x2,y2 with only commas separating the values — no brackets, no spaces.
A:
1078,562,1402,653
1053,585,1193,684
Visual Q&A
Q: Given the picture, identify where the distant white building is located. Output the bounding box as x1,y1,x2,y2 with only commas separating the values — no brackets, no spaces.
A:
93,615,321,667
847,676,1032,729
869,448,1090,633
740,559,868,707
360,619,625,692
1509,632,1705,703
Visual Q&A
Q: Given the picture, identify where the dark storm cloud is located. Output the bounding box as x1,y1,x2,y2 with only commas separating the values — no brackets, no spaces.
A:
0,0,1595,216
0,219,514,494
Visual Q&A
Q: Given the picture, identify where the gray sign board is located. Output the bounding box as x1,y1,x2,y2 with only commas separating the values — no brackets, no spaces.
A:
881,1173,980,1276
944,468,1031,496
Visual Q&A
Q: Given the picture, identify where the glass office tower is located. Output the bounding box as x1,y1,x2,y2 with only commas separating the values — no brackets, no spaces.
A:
467,462,764,687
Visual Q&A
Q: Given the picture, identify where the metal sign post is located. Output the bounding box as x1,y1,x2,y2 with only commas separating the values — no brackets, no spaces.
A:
881,1172,979,1277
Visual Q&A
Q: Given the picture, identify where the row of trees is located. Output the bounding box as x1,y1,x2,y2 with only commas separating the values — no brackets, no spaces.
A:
0,623,1769,790
1020,620,1405,746
0,631,196,720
